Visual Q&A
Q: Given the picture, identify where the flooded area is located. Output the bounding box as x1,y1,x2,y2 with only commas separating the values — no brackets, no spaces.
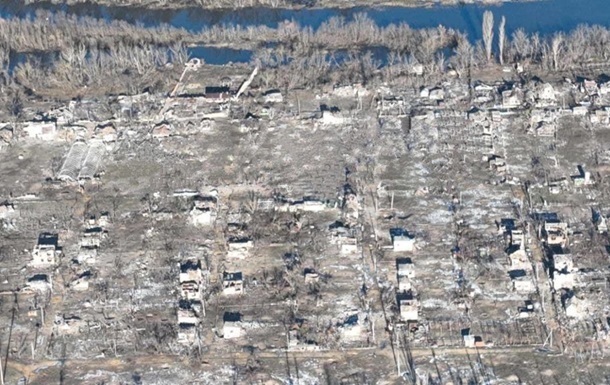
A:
187,46,253,65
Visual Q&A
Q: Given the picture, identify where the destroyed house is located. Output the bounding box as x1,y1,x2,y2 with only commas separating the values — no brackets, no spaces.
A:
506,244,528,269
468,107,491,123
87,212,109,228
295,198,327,212
204,86,232,101
397,292,419,321
74,247,97,265
463,334,485,348
223,272,244,295
22,120,57,141
510,228,525,247
547,178,568,194
179,260,203,283
71,271,91,291
263,89,283,103
543,217,567,231
396,258,414,278
543,219,568,246
397,258,414,291
93,122,117,142
509,269,535,293
488,155,507,174
339,237,358,255
338,313,364,341
341,185,359,219
80,227,105,248
177,323,197,344
552,259,575,290
553,274,575,290
502,86,524,108
227,237,253,259
193,194,217,207
398,275,412,292
572,165,592,186
54,315,85,334
177,308,199,326
428,87,445,101
581,79,599,96
177,300,199,325
390,228,415,252
31,233,60,266
223,312,245,339
274,195,328,213
328,221,355,240
26,274,51,291
549,246,573,273
377,96,407,116
564,295,590,319
36,232,58,247
180,281,201,301
190,195,217,226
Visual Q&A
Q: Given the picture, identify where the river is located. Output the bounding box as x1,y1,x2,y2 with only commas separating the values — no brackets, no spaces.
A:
2,0,609,65
2,0,609,38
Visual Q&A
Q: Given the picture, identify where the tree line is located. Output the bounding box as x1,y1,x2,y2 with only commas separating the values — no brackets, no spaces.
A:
3,10,610,96
254,12,610,89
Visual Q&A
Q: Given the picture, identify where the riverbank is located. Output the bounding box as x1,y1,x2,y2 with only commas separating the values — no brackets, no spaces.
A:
3,7,610,100
1,0,610,101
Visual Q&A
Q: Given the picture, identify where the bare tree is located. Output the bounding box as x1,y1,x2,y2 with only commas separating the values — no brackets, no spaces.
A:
551,32,564,71
510,28,531,63
451,35,474,78
482,10,494,63
498,16,506,65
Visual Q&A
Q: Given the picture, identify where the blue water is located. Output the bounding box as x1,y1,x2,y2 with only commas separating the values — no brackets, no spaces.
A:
2,0,610,66
1,0,610,40
187,46,253,64
186,46,392,66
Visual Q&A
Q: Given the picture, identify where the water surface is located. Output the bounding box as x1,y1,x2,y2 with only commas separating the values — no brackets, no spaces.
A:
1,0,610,40
2,0,609,66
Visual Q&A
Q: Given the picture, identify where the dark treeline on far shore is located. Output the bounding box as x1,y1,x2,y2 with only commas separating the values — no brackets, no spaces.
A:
2,10,610,97
4,0,508,11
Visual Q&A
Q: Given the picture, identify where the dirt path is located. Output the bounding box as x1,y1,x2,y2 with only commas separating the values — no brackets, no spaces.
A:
7,344,543,383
